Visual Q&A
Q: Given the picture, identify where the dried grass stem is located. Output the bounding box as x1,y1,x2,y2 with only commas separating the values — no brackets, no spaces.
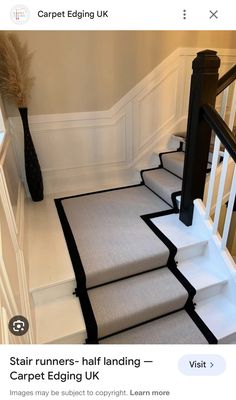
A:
0,33,34,107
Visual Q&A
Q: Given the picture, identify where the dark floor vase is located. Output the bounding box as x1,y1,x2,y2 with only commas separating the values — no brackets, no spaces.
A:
19,107,44,201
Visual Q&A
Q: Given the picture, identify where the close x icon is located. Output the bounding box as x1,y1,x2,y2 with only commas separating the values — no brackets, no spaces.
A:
209,10,218,19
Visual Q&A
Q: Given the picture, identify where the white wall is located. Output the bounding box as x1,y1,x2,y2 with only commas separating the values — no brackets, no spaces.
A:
6,31,236,116
9,48,236,196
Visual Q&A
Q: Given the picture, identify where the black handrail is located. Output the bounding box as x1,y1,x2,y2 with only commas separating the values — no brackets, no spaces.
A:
179,50,220,226
217,64,236,95
202,104,236,162
179,50,236,226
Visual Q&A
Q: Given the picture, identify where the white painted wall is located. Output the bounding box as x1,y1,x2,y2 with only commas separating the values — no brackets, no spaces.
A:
9,48,236,197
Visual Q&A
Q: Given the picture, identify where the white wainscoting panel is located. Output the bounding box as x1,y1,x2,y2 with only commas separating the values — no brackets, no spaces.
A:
134,66,178,155
9,47,236,195
0,131,34,343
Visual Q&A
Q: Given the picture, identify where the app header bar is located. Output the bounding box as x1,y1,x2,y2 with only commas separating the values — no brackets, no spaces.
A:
0,1,235,30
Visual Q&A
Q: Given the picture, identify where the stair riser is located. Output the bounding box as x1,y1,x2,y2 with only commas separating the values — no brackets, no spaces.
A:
145,183,172,207
48,331,86,345
218,332,236,344
176,242,207,262
97,296,187,339
32,280,76,305
162,152,184,179
195,282,227,302
142,169,182,208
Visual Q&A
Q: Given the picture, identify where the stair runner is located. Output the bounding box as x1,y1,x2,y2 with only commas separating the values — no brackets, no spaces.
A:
55,149,216,344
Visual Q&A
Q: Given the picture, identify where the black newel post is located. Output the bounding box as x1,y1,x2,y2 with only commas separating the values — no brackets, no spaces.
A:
18,107,44,202
179,50,220,226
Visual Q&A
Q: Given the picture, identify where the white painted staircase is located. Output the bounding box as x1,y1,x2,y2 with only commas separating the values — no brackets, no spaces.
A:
26,146,236,344
152,212,236,344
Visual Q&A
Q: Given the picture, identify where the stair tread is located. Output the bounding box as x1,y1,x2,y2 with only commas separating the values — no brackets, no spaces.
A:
100,309,208,344
161,151,185,178
143,168,182,206
151,213,207,249
26,197,75,292
178,255,228,292
35,295,86,344
61,185,170,288
196,294,236,340
88,268,188,339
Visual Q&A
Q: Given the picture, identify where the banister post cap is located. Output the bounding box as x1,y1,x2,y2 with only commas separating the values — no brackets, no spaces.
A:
193,49,220,72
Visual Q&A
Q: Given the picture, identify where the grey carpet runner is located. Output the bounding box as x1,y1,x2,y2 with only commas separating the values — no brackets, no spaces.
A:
100,310,207,344
61,186,170,288
55,149,212,344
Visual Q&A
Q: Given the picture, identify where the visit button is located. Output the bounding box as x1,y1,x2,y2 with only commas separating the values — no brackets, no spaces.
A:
178,355,226,376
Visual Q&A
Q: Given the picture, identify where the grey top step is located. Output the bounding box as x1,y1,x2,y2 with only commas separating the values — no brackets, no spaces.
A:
88,268,188,339
100,309,208,344
143,168,182,207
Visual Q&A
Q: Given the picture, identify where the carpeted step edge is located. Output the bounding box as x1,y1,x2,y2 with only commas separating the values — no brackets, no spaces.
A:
88,268,188,339
142,168,182,208
99,309,208,344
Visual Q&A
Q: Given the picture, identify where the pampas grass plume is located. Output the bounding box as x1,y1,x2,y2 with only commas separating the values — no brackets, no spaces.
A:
0,32,34,107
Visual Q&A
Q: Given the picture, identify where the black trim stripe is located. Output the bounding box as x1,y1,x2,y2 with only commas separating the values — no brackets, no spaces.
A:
54,199,98,344
141,209,177,265
54,199,86,285
141,209,196,307
55,182,157,344
141,210,218,344
56,182,143,202
55,165,218,344
185,307,218,344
